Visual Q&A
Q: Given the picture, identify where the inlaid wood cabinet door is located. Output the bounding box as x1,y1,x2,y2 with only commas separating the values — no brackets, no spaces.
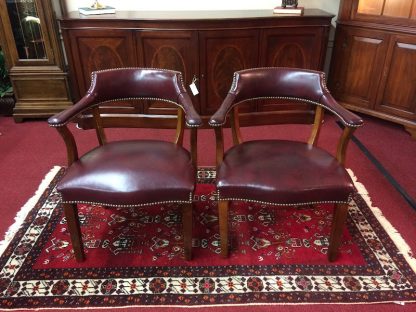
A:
60,10,333,126
136,30,200,114
66,29,136,99
260,27,325,69
258,27,327,113
375,34,416,121
329,26,388,110
198,29,259,115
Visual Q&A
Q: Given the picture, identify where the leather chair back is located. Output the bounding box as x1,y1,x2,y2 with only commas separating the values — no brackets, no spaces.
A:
90,68,185,104
231,67,327,104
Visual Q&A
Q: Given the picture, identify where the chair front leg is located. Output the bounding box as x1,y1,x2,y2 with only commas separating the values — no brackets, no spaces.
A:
182,203,193,260
328,202,349,262
219,200,229,258
63,203,85,262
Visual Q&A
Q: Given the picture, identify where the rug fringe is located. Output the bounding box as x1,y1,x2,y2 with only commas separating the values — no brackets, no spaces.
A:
0,166,61,257
1,300,415,311
347,168,416,274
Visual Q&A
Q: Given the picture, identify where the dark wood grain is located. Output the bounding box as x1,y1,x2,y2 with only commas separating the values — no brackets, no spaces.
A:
330,0,416,137
60,9,333,126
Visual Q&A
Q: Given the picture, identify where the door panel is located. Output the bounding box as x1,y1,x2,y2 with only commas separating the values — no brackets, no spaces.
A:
376,34,416,119
68,29,136,99
260,27,325,70
329,26,388,109
199,29,259,115
258,27,326,113
137,30,199,114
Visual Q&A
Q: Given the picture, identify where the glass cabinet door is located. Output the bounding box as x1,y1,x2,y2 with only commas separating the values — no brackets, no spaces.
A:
357,0,384,15
2,0,54,64
5,0,47,59
357,0,415,19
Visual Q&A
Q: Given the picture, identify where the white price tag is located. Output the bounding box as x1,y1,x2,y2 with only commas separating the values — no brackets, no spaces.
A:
189,82,199,95
189,76,199,95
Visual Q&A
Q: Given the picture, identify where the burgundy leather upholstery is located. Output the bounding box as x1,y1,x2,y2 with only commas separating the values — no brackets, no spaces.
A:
49,68,202,127
217,140,354,204
209,67,363,128
48,68,199,261
210,67,363,261
58,140,195,206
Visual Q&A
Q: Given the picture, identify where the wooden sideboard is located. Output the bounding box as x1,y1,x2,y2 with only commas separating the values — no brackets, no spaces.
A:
329,0,416,138
59,9,333,126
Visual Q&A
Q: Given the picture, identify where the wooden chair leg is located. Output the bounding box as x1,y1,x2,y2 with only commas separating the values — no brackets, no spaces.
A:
328,202,349,262
63,203,85,262
182,203,193,260
219,200,229,258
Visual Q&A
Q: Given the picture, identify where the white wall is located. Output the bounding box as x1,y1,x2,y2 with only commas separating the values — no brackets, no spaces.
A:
64,1,340,16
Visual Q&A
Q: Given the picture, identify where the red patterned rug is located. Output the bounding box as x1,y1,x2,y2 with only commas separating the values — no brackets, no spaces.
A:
0,167,415,309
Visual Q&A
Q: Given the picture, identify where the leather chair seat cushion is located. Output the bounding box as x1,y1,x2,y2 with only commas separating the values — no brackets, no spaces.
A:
57,140,195,206
217,140,354,205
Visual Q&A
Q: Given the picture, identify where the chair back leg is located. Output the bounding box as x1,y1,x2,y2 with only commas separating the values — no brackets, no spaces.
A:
63,203,85,262
219,200,230,258
182,203,193,260
328,202,349,262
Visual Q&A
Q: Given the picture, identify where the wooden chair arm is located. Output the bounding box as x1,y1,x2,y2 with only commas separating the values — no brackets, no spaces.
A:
208,93,237,127
178,92,203,128
320,93,363,128
55,125,79,166
336,126,356,165
214,127,224,168
48,93,97,127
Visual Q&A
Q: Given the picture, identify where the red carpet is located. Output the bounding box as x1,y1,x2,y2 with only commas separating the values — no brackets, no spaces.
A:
0,115,415,311
0,167,414,309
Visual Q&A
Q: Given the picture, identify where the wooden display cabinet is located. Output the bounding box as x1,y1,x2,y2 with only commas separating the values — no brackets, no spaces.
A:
136,30,198,114
0,0,72,121
329,0,416,137
59,9,333,127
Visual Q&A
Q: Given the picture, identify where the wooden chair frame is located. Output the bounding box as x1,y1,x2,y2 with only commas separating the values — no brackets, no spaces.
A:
48,68,202,261
209,67,363,261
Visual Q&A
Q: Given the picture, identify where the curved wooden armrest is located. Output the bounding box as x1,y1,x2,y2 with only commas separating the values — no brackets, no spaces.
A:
178,92,203,127
320,93,363,128
208,93,237,127
48,93,97,127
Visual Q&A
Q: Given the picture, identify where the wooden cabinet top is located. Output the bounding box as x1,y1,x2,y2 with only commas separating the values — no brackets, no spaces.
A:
59,9,334,28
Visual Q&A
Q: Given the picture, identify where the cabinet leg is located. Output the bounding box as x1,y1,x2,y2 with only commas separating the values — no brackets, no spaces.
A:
404,126,416,139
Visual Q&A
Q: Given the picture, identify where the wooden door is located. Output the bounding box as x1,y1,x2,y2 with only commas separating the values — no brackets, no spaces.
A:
329,26,388,110
136,30,199,114
65,29,136,100
375,33,416,121
260,27,326,70
198,29,259,115
258,26,327,114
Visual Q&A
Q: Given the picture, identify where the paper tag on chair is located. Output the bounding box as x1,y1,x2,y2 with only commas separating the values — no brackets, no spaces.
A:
189,76,199,96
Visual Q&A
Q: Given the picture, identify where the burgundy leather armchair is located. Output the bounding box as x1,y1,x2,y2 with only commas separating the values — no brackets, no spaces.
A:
209,67,363,262
48,68,202,262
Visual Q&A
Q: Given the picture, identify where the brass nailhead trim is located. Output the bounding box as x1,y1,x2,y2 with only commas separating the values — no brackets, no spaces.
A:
211,67,357,128
50,67,198,128
60,192,194,208
209,96,361,129
216,191,352,206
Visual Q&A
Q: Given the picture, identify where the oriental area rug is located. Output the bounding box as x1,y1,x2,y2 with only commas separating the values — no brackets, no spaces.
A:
0,167,415,309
